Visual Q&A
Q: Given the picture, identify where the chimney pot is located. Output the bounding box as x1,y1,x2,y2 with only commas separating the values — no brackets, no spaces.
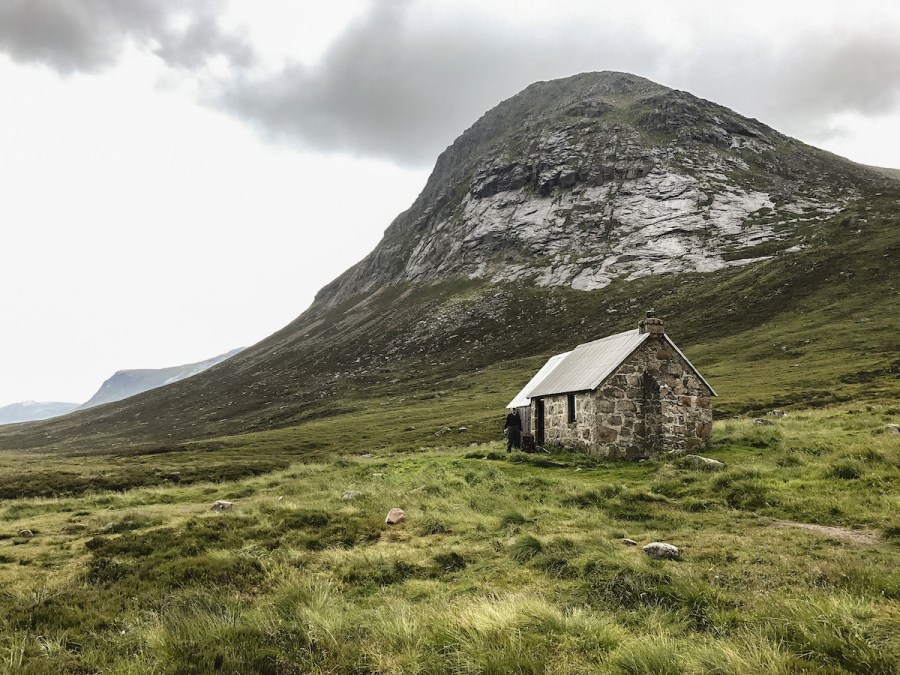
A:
639,313,665,335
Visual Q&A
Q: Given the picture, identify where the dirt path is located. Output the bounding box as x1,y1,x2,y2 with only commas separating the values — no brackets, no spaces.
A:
772,520,880,545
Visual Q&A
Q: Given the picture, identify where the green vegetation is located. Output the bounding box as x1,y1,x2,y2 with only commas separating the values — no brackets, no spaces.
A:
0,190,896,671
1,405,898,673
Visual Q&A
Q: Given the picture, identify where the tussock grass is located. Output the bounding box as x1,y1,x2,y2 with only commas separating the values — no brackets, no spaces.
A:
0,406,897,671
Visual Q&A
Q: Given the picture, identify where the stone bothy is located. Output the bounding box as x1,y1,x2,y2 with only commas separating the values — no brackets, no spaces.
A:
508,314,715,458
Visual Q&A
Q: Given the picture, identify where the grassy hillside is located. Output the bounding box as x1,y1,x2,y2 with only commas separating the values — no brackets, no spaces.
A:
866,165,900,181
1,188,897,456
1,406,898,673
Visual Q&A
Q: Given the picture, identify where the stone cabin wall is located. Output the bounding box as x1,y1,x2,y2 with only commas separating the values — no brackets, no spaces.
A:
532,336,713,458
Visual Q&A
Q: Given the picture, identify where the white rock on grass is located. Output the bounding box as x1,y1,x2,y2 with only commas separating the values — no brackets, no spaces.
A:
643,542,680,560
682,454,725,470
19,529,34,538
211,500,235,511
885,424,899,435
341,490,362,501
385,508,406,525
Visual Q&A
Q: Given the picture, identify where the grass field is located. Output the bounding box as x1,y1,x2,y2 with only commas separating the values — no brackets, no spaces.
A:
1,403,898,673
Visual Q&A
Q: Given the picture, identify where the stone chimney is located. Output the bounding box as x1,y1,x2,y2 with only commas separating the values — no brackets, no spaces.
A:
639,310,665,335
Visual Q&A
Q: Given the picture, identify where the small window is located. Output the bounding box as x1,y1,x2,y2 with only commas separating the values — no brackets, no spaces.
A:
567,393,576,423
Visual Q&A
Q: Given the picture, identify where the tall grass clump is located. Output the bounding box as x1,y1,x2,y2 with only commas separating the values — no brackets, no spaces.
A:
610,637,681,675
763,595,897,673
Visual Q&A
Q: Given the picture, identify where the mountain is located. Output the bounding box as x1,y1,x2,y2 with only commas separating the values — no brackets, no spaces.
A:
1,71,897,453
316,72,883,305
79,348,245,409
0,401,79,425
0,348,243,426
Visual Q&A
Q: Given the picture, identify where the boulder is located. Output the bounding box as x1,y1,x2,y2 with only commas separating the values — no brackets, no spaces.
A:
341,490,362,501
18,529,34,538
385,508,406,525
458,426,468,432
682,454,725,470
768,410,786,417
885,424,899,435
211,500,234,511
643,541,680,560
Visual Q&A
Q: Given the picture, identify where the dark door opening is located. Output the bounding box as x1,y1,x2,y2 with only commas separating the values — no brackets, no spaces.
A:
535,398,545,445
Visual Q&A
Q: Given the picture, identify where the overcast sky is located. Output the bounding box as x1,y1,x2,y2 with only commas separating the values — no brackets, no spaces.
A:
2,0,899,407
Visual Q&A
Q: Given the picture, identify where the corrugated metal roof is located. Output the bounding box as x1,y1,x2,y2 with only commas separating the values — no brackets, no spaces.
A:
528,329,648,397
507,351,570,408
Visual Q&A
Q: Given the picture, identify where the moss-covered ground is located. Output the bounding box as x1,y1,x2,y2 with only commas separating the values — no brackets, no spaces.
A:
1,404,898,673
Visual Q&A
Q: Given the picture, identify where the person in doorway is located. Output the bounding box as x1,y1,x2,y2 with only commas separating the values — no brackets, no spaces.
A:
504,408,522,453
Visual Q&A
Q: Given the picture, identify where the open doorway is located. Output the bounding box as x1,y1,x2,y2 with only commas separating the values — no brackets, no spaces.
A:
535,398,545,445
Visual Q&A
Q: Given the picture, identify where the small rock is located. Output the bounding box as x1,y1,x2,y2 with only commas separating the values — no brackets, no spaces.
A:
682,454,726,470
341,490,362,501
622,538,638,546
360,453,374,458
753,418,775,426
211,500,234,511
385,508,406,525
458,426,468,432
18,529,34,538
768,410,786,417
370,473,384,478
885,424,899,435
574,467,583,472
470,442,480,447
643,542,680,560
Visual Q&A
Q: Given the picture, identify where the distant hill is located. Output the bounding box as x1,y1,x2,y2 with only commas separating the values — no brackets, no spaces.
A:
0,348,243,426
80,348,244,409
0,401,79,425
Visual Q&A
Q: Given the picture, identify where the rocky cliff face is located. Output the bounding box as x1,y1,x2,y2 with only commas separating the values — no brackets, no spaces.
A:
317,72,885,306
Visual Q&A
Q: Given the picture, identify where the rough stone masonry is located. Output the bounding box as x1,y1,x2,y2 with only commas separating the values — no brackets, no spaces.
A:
535,316,714,458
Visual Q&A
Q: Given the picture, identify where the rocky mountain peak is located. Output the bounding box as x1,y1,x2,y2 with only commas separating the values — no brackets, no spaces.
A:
314,71,887,310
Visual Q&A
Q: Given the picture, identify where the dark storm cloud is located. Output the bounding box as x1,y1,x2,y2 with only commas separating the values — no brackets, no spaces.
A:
2,0,898,165
215,2,900,166
214,2,663,165
0,0,254,73
673,30,900,141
